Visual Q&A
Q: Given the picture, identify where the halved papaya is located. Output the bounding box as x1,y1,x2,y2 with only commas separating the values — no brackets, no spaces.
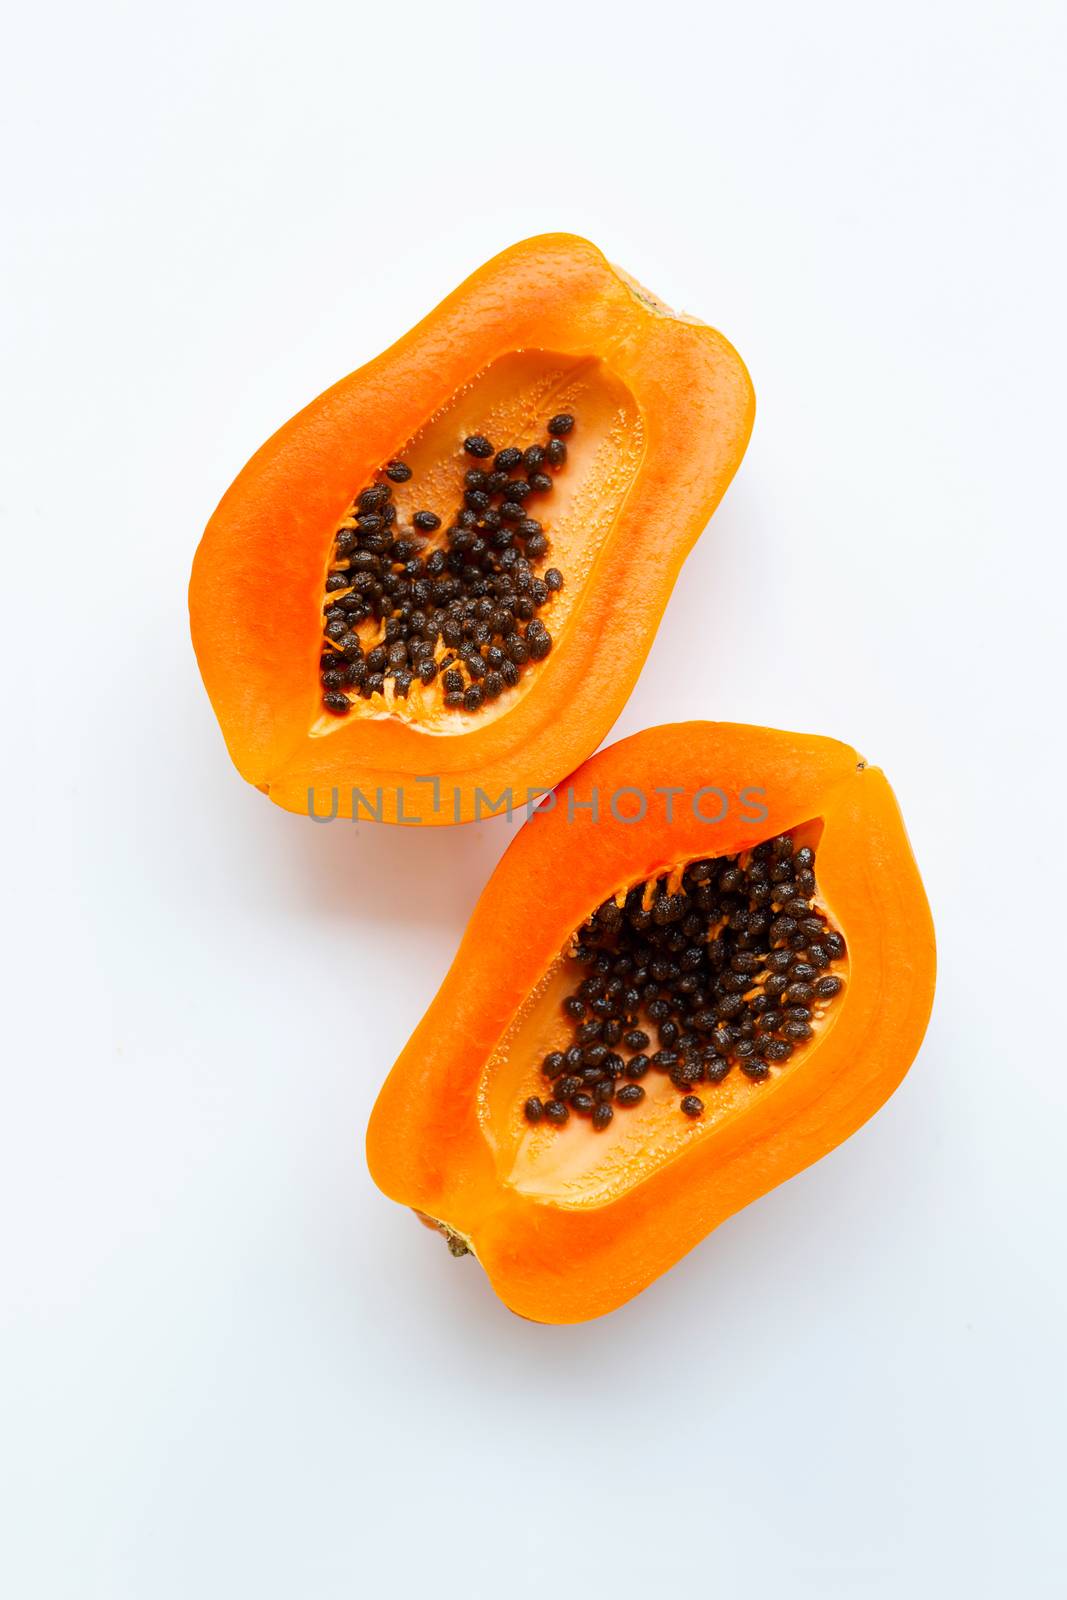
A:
189,235,753,824
366,722,935,1322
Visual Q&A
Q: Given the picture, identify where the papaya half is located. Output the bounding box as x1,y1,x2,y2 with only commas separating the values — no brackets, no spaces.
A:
366,722,936,1323
189,235,754,824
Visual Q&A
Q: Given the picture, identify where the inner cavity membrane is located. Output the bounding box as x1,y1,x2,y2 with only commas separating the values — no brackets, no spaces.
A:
478,821,849,1208
310,349,643,737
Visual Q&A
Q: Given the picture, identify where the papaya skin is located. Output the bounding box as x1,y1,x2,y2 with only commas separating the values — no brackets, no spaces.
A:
366,722,936,1323
189,235,754,824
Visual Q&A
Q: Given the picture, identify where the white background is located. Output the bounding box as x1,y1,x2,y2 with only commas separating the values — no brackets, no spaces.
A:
3,2,1065,1596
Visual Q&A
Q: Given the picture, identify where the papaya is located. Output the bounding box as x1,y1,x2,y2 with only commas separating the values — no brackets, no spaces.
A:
189,235,753,824
366,722,936,1322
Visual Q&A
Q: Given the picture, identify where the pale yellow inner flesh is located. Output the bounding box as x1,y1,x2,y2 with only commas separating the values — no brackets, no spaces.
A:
477,828,848,1209
311,349,643,738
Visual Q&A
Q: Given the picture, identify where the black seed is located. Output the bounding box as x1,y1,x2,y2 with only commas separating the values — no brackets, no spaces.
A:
544,1099,569,1125
350,550,381,573
494,446,523,471
463,684,485,711
547,413,574,436
616,1083,645,1107
322,690,350,715
524,1096,544,1124
761,1039,792,1063
570,1092,596,1116
741,1059,771,1080
785,982,815,1004
592,1102,614,1131
385,460,412,483
413,510,440,532
680,1095,704,1118
542,1051,566,1078
358,485,390,514
463,434,493,458
816,975,843,998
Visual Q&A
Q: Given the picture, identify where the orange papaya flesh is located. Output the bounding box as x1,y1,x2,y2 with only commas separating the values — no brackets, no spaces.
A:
189,236,754,824
366,722,936,1322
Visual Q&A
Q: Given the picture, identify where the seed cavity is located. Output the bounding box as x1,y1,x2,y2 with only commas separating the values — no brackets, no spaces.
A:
319,418,573,717
521,832,846,1131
